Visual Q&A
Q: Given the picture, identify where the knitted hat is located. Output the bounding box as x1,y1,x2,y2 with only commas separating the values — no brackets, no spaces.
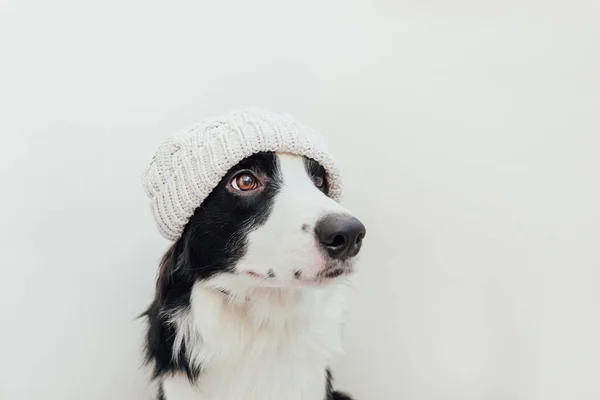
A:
143,107,343,241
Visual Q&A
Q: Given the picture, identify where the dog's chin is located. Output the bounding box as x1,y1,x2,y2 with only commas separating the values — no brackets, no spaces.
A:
230,260,354,289
245,261,355,289
303,261,355,286
297,270,353,287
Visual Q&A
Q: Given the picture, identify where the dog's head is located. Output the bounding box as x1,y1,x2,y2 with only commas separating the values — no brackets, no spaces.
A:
156,151,365,297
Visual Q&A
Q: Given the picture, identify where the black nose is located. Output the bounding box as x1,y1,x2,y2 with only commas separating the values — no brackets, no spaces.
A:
315,214,366,260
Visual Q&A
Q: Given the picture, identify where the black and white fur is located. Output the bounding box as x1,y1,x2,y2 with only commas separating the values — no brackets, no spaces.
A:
142,152,364,400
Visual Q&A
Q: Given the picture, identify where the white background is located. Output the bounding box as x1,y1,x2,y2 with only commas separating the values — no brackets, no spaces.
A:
1,1,599,399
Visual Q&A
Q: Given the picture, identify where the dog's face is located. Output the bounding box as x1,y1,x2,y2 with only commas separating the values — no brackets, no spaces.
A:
163,152,365,293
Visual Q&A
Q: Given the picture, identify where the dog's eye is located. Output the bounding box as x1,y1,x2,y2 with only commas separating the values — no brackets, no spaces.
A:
314,171,325,188
231,173,259,191
315,176,324,188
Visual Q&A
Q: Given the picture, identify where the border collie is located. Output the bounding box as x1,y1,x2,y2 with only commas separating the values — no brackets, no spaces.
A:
142,151,365,400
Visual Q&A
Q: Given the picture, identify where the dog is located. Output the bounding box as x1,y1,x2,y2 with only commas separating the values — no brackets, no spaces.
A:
142,151,365,400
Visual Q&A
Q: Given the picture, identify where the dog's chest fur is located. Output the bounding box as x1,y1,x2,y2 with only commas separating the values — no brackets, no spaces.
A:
160,281,350,400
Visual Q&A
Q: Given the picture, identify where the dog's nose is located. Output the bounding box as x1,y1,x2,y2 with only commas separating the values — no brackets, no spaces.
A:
315,214,366,260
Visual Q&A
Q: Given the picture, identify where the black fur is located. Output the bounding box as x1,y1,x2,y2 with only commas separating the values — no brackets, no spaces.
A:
326,369,354,400
332,392,354,400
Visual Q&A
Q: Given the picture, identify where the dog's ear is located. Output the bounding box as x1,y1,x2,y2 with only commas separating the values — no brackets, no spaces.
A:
155,243,178,301
158,244,176,282
154,238,196,304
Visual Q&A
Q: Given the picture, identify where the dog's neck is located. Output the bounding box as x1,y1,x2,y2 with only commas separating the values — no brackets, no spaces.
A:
169,278,350,367
159,278,351,400
203,274,351,322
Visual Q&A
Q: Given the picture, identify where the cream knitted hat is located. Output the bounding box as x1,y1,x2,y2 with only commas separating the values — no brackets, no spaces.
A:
143,107,343,241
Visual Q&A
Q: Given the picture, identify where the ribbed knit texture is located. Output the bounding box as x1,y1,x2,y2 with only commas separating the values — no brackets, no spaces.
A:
143,107,342,240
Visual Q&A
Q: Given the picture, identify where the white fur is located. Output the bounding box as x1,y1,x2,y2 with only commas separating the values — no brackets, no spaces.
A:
162,281,351,400
160,154,356,400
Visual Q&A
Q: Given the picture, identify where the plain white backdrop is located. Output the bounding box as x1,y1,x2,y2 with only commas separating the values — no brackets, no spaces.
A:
1,1,599,399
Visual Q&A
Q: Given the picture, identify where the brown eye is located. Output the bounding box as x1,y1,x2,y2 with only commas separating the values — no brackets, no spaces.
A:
314,172,325,188
231,173,258,191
